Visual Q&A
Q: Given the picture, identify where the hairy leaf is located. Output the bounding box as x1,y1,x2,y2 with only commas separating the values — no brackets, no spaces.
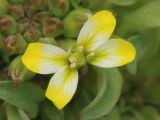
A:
0,104,6,120
41,100,64,120
134,106,160,120
110,0,137,6
97,107,121,120
5,103,22,120
80,68,123,120
0,81,45,118
126,35,145,75
117,0,160,37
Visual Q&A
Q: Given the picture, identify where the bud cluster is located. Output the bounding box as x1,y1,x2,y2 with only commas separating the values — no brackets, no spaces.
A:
0,0,92,82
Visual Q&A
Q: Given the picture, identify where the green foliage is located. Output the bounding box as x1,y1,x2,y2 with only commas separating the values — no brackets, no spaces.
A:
5,103,22,120
134,106,160,120
0,81,45,118
117,0,160,37
41,101,64,120
126,35,145,75
109,0,138,6
97,107,121,120
63,8,91,38
48,0,69,17
0,104,7,120
80,68,123,120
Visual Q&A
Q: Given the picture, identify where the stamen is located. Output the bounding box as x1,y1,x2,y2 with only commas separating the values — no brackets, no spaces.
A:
70,63,76,69
69,57,77,63
77,46,84,53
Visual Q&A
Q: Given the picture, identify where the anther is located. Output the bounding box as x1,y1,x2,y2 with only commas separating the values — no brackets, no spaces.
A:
69,57,77,63
77,46,84,53
70,62,76,69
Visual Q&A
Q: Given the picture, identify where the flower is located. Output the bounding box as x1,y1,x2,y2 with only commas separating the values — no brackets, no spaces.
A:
22,10,136,109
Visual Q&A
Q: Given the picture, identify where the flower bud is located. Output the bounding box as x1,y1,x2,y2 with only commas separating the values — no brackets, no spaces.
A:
48,0,69,17
63,8,92,38
58,39,76,52
29,0,48,10
0,34,4,51
42,18,64,37
23,22,42,42
3,34,27,56
38,37,58,45
8,56,35,83
0,0,8,15
25,0,48,17
8,0,25,4
18,18,30,33
0,15,17,36
70,0,81,8
33,11,52,23
82,0,112,10
8,4,25,20
109,0,137,6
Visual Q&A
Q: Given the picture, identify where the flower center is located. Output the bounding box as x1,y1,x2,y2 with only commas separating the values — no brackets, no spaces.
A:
68,57,77,69
68,46,85,69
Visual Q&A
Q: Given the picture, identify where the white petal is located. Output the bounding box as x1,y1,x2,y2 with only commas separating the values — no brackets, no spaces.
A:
45,68,78,109
88,39,136,68
22,43,68,74
77,10,116,52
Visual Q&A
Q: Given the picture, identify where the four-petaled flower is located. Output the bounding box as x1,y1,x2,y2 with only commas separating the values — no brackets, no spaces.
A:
22,10,136,109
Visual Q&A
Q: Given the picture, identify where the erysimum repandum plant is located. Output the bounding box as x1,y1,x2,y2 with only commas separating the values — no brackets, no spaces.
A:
22,10,136,109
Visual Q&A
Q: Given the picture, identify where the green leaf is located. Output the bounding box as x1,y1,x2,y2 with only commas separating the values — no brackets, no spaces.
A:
5,103,22,120
138,27,160,78
80,68,123,120
110,0,138,6
83,0,114,10
142,27,160,59
0,104,7,120
97,107,121,120
122,115,135,120
142,82,160,104
117,0,160,37
134,106,160,120
41,100,64,120
126,61,137,75
18,109,31,120
58,39,76,52
126,35,145,75
0,81,45,118
70,0,82,8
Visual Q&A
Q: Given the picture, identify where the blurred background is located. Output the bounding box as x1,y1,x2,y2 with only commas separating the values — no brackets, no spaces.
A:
0,0,160,120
